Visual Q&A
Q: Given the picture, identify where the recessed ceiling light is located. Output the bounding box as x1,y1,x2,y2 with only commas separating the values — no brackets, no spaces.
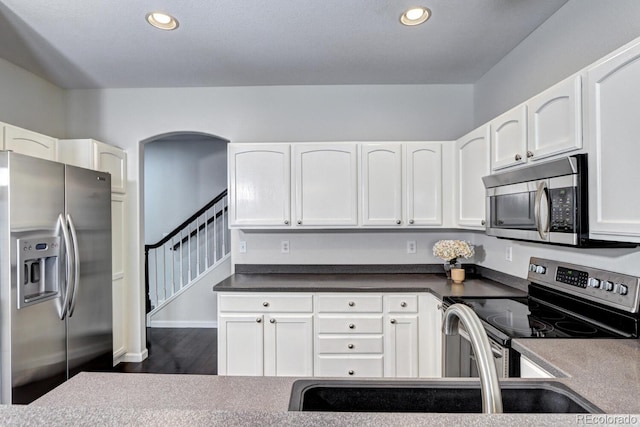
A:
400,7,431,26
146,12,179,31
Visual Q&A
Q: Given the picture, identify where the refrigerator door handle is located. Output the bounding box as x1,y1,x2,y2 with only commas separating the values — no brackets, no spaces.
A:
67,214,81,317
58,214,73,320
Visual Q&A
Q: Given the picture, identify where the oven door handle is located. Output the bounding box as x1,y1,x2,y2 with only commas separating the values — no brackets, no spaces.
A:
459,326,504,359
534,181,550,240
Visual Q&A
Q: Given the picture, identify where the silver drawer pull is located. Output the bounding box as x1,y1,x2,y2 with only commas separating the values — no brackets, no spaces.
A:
400,302,407,308
348,370,354,376
348,301,355,307
269,318,275,324
256,318,262,323
262,301,269,307
347,344,354,349
390,319,397,324
348,323,355,329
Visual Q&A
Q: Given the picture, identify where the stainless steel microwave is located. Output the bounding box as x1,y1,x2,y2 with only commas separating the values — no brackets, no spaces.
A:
482,154,632,247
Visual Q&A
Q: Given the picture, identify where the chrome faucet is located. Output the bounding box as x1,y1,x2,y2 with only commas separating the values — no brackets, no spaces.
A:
443,304,503,413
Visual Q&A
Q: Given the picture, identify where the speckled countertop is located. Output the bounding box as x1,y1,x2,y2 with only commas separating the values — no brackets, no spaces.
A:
6,338,635,425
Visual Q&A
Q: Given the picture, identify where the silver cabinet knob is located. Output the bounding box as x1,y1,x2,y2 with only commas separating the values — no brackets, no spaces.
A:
262,301,269,307
481,220,486,226
347,344,354,349
527,150,534,158
515,154,522,161
256,318,262,323
409,219,414,225
269,318,275,324
348,323,355,329
297,220,302,225
400,302,407,308
284,220,289,225
390,319,397,324
396,220,401,225
348,301,355,307
348,370,354,376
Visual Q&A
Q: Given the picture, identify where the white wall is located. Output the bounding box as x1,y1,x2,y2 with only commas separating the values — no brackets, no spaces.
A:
65,84,474,357
144,134,227,244
0,57,66,137
474,0,640,127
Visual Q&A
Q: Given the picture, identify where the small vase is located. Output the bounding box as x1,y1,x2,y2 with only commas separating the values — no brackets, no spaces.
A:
451,268,465,284
443,260,462,279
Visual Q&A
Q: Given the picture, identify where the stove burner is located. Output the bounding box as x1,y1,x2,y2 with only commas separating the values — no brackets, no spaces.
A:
532,308,566,322
555,321,598,335
486,314,554,336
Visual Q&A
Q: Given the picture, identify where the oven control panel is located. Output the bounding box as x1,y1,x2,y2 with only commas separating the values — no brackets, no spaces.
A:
528,257,640,313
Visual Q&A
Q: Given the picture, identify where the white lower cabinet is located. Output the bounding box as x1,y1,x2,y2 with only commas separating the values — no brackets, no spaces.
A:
218,293,314,376
520,355,553,379
218,291,443,378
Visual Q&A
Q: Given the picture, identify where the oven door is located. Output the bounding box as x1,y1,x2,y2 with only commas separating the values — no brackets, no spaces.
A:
444,325,511,378
486,179,551,243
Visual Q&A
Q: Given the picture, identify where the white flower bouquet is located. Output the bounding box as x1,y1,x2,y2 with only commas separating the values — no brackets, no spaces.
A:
432,240,474,265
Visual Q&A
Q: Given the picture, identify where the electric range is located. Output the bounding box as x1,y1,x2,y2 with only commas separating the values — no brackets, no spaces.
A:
443,257,640,377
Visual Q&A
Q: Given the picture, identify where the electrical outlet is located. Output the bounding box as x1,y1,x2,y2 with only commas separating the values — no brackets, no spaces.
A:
505,246,513,262
281,240,290,254
239,241,247,253
407,240,417,254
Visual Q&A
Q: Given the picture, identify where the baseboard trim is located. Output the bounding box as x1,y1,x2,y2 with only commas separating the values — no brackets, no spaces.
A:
148,320,218,328
122,349,149,363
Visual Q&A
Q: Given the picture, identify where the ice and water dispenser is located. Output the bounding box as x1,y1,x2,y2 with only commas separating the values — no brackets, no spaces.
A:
16,236,61,308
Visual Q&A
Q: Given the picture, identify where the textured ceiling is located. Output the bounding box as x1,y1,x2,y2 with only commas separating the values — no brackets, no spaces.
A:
0,0,568,89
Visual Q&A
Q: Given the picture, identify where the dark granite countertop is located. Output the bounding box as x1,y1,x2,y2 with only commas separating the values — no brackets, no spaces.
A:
213,272,528,299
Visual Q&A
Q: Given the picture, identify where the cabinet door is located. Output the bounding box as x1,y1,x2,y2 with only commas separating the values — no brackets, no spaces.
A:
361,143,402,226
527,75,582,161
419,294,443,378
218,314,264,375
490,105,527,171
228,144,291,227
455,126,490,229
294,143,358,226
95,142,127,194
404,142,442,226
264,314,313,376
384,315,419,377
586,42,640,243
111,194,126,359
4,125,57,161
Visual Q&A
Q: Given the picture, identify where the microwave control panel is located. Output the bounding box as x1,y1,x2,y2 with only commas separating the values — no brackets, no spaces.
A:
549,187,576,233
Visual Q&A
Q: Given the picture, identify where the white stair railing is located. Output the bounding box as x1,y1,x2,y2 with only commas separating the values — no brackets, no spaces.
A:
145,190,229,312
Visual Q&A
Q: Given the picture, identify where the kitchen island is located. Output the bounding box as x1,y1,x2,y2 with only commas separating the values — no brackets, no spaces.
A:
8,338,638,425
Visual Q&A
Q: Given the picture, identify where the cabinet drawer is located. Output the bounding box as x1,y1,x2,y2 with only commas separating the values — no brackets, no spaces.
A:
385,295,418,313
317,336,383,354
316,355,384,378
317,295,383,313
317,315,383,334
219,294,313,313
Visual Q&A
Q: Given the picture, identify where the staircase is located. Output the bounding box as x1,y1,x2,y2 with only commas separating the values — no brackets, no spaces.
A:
145,190,230,320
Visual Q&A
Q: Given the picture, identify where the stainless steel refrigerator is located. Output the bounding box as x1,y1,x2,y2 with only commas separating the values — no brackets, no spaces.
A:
0,151,112,404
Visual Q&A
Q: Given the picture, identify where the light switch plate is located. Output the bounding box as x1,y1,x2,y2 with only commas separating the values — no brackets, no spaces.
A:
281,240,290,254
407,240,417,254
239,241,247,253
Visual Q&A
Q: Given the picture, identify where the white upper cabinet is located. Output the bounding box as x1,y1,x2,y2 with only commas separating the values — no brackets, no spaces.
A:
405,142,442,226
586,40,640,243
490,104,527,171
58,139,127,194
361,143,402,226
4,125,57,161
294,143,358,227
527,75,582,161
455,125,490,229
228,143,291,227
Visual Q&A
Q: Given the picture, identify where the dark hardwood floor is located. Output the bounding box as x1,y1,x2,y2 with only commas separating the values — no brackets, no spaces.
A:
115,328,218,375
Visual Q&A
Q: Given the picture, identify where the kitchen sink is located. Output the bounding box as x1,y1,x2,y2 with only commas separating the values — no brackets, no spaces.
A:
288,380,602,413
